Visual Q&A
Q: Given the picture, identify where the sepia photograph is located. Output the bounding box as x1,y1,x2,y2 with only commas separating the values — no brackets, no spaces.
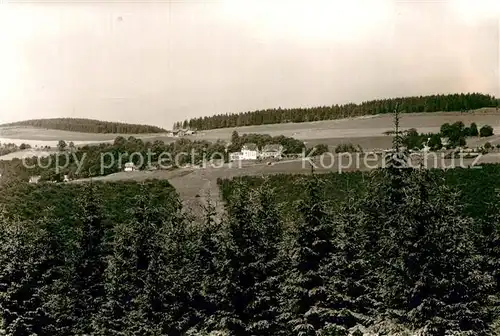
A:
0,0,499,335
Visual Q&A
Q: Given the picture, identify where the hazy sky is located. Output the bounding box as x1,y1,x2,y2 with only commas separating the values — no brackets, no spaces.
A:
0,0,498,129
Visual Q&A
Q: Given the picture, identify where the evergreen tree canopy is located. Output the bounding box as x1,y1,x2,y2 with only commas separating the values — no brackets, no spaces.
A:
178,93,497,130
1,118,166,134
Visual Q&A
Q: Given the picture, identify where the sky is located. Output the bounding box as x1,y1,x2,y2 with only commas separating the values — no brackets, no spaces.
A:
0,0,499,129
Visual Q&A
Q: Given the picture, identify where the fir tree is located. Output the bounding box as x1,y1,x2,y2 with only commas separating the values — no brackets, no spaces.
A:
0,209,77,336
71,184,108,334
35,209,81,336
382,170,495,334
0,213,45,336
323,194,379,333
97,189,195,335
477,191,500,317
190,199,225,333
212,182,285,335
280,177,342,335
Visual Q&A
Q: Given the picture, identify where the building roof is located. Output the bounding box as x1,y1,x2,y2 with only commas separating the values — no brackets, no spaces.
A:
125,162,136,167
242,143,258,151
262,144,283,152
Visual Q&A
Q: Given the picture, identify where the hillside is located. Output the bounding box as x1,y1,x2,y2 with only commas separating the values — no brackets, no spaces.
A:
175,92,499,130
1,118,166,134
2,165,500,334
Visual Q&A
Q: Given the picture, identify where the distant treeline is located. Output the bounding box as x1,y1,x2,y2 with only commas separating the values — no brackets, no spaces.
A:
0,142,30,157
175,93,499,130
1,118,166,134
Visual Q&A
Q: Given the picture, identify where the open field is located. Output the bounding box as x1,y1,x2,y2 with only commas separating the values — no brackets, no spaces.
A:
0,126,175,147
0,126,123,141
2,108,500,149
303,136,393,150
0,149,54,161
191,108,500,141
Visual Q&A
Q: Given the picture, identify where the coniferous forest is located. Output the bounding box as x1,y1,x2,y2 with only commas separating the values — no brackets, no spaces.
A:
1,158,500,335
1,118,167,134
176,93,499,130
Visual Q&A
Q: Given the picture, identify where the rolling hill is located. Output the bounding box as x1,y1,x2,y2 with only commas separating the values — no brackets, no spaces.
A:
1,118,166,134
176,92,499,130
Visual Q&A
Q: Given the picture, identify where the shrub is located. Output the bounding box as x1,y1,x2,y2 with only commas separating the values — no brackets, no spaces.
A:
480,125,494,137
470,123,479,136
57,140,67,151
440,123,451,136
335,143,359,153
308,144,329,156
428,134,443,150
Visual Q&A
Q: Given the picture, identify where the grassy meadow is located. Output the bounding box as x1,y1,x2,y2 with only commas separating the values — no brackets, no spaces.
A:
2,108,500,151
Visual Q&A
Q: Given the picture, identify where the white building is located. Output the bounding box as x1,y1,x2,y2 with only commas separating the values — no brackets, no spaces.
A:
241,143,258,160
230,152,242,161
124,162,138,172
171,130,185,137
260,144,284,159
29,176,41,184
63,175,70,183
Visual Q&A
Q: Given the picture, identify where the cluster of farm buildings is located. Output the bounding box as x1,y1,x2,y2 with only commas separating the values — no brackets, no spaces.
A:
229,143,284,161
28,175,70,184
109,143,285,174
166,129,197,137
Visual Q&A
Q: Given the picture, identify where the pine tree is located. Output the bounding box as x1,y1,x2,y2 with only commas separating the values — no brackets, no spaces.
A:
211,182,285,335
380,170,496,334
0,213,46,336
0,208,80,336
36,209,81,336
246,184,286,335
97,189,196,335
189,200,225,333
344,111,424,331
280,177,344,335
323,194,378,333
95,221,137,335
476,191,500,320
71,184,108,334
